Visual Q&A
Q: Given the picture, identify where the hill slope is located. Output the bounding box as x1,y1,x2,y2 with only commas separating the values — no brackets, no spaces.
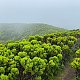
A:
0,23,67,42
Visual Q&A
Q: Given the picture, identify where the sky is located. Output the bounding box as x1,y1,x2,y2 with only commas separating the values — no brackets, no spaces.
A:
0,0,80,29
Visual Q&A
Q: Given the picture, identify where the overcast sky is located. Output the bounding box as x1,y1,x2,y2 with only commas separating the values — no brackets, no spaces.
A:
0,0,80,29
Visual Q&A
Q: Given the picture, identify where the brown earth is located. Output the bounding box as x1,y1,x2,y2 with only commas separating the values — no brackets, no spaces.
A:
61,65,76,80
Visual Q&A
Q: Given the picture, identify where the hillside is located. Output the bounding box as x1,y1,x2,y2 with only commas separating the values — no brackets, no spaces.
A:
0,30,79,80
0,23,67,42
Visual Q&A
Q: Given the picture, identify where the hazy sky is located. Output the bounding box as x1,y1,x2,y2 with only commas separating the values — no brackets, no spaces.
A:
0,0,80,29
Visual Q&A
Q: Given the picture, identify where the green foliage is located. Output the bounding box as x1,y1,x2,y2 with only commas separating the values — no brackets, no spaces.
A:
71,57,80,80
71,58,80,69
0,67,5,74
0,74,8,80
32,57,46,75
18,52,27,58
20,56,33,71
0,29,79,80
76,49,80,57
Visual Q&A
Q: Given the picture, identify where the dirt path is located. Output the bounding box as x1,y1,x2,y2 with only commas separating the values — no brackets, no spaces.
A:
61,38,80,80
61,65,76,80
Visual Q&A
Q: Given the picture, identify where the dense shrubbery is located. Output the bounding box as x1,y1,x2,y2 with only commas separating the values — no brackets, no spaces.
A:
0,30,80,80
71,48,80,80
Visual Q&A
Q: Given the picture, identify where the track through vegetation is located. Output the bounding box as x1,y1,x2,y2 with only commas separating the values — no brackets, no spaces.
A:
62,64,76,80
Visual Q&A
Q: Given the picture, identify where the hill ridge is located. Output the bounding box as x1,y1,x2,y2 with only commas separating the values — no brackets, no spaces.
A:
0,23,67,42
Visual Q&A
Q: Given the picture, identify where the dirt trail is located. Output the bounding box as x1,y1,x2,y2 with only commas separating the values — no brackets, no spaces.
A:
62,66,76,80
61,38,80,80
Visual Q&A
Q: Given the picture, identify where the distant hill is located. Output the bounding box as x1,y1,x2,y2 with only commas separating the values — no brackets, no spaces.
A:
0,23,67,42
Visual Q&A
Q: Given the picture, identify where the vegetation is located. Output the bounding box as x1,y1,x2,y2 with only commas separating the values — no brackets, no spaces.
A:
71,49,80,80
0,23,67,42
0,24,80,80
